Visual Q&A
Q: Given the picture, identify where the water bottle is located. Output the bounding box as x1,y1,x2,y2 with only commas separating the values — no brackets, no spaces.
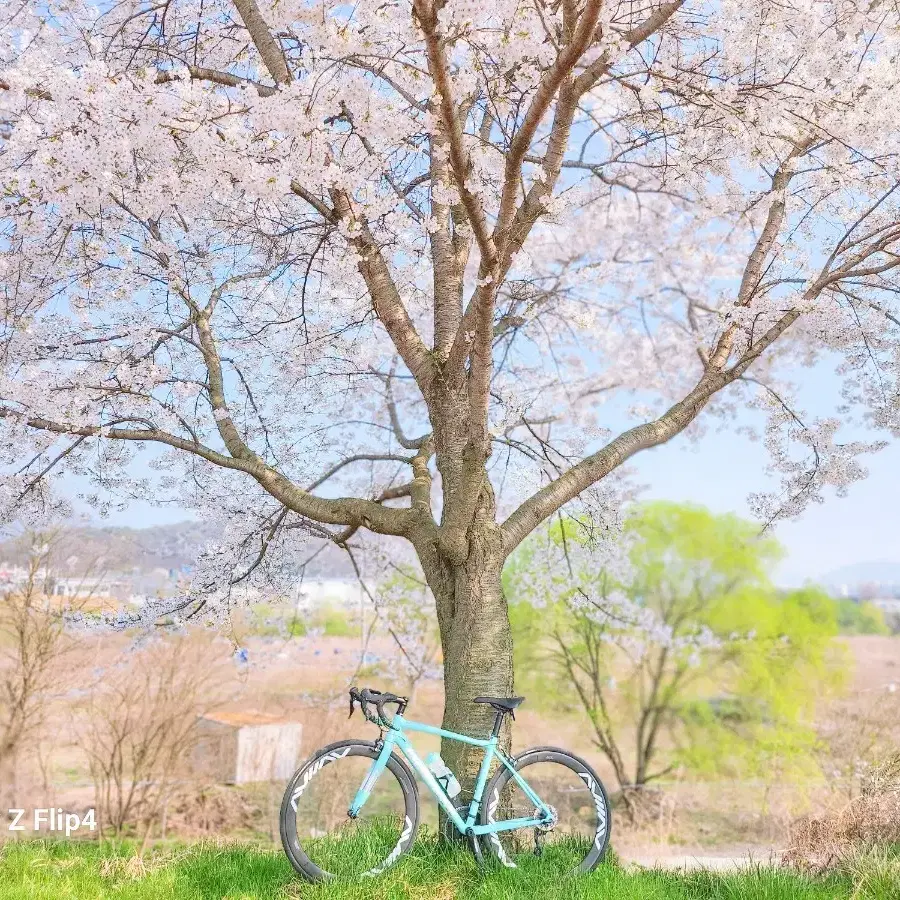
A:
425,752,461,799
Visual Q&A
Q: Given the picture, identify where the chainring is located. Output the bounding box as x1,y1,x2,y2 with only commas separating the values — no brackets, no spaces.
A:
440,804,471,843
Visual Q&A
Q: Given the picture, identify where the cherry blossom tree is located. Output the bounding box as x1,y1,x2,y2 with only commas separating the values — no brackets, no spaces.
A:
2,0,900,782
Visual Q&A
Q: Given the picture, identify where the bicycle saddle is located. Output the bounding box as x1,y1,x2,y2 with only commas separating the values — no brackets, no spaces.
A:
473,696,525,712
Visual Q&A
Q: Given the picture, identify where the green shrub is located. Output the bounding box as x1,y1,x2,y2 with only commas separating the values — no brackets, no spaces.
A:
833,599,889,635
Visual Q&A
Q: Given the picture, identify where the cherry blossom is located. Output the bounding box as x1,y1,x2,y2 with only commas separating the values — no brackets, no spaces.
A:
2,0,899,767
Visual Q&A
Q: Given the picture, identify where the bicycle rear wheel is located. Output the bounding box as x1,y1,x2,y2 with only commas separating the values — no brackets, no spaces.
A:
480,746,610,873
280,739,419,881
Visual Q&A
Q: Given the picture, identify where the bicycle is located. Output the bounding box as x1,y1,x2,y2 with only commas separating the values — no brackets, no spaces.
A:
279,686,612,881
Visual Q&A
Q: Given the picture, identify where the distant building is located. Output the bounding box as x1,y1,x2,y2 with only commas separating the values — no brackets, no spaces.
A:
292,578,367,611
193,712,302,784
54,576,136,600
830,582,900,603
871,597,900,614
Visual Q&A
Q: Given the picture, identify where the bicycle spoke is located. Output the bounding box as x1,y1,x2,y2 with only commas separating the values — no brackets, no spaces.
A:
482,750,610,873
281,742,417,880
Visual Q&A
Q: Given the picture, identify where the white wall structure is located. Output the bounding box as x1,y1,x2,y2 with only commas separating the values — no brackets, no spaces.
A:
193,712,303,784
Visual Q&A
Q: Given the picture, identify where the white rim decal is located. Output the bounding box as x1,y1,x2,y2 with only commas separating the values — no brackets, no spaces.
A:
577,770,609,850
290,746,353,811
487,787,517,868
363,814,413,876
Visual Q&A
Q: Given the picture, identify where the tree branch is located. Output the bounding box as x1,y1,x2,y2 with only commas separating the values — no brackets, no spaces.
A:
495,0,604,244
448,0,685,416
329,189,435,389
573,1,685,95
4,409,415,537
413,0,496,268
154,66,277,96
230,0,290,85
501,299,807,553
306,453,415,492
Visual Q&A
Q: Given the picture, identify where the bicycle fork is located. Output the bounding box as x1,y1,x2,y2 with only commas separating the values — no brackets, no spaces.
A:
348,737,395,818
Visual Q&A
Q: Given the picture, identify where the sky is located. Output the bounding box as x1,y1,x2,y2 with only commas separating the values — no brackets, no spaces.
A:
634,425,900,585
62,411,900,588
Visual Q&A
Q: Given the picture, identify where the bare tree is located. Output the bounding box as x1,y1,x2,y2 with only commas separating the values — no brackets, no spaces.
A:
0,533,78,809
78,635,228,844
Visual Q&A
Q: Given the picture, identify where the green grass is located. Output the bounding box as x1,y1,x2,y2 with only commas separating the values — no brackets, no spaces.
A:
0,837,887,900
250,602,355,638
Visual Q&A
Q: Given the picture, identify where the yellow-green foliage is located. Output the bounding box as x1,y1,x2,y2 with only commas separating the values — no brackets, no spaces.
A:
677,581,844,777
506,502,845,783
834,599,889,635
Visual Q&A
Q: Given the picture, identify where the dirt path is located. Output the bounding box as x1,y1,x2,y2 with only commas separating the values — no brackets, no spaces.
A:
624,851,781,871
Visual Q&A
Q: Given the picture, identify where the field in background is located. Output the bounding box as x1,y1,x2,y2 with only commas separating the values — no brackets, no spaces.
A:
3,609,898,865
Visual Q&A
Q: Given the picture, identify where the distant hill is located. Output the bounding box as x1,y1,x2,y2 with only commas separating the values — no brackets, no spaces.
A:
0,522,218,574
819,560,900,592
0,522,356,578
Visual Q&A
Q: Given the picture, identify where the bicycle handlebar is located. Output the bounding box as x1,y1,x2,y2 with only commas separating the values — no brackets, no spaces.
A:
348,686,407,729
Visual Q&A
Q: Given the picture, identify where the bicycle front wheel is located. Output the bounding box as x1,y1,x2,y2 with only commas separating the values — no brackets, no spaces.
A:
280,739,419,882
480,746,611,873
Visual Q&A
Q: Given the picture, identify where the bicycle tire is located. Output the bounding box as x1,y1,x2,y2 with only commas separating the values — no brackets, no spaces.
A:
279,739,419,881
480,745,611,873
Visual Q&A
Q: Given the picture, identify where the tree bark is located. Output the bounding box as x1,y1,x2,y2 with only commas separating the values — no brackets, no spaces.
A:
416,485,515,800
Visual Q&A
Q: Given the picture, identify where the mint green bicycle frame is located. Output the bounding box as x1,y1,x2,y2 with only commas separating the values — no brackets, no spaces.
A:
349,714,552,836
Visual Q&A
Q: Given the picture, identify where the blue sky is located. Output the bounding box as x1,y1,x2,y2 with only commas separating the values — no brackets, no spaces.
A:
63,419,900,586
634,426,900,585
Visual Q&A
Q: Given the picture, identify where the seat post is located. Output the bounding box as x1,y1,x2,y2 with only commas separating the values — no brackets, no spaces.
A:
491,709,505,738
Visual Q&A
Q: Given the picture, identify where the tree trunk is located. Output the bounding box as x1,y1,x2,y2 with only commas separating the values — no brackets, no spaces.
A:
417,512,514,800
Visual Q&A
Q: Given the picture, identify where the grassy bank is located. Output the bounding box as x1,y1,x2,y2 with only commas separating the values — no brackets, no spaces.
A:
2,838,895,900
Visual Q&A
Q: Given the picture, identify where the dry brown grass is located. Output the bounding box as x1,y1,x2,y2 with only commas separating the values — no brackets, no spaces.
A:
163,782,268,838
784,754,900,872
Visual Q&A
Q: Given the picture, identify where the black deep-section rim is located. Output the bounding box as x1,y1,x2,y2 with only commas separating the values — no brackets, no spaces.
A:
479,745,611,874
279,739,420,882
